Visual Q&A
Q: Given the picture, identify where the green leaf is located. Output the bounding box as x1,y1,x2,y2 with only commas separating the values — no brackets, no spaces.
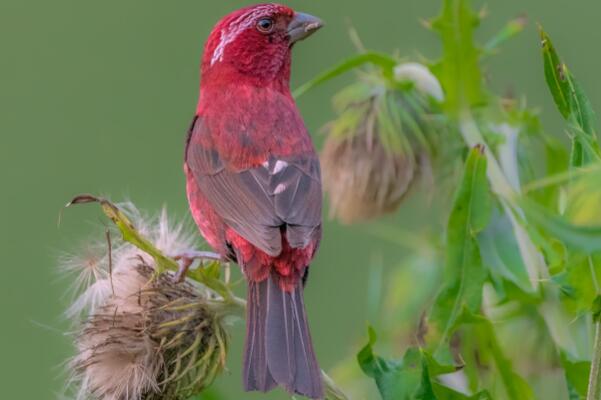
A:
567,122,601,167
478,210,534,294
457,311,535,399
63,195,240,303
358,327,424,400
483,15,528,55
65,194,181,273
430,0,487,116
427,146,491,349
520,199,601,254
357,327,488,400
293,52,398,98
539,28,571,120
553,253,601,314
539,27,601,166
560,351,591,399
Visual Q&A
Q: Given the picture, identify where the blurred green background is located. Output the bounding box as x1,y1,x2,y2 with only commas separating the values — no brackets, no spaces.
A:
2,0,600,398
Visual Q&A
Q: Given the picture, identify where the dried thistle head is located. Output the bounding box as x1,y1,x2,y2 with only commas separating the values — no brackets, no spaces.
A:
63,206,228,400
71,263,227,400
321,126,417,223
321,63,443,223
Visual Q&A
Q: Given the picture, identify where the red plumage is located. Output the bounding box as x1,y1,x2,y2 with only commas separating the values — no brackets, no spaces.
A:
184,4,324,399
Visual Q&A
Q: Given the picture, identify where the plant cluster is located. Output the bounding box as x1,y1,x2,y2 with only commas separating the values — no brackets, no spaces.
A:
60,0,601,399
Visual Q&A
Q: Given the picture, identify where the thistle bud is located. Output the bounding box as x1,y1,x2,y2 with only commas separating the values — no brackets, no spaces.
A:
321,63,443,223
63,207,228,400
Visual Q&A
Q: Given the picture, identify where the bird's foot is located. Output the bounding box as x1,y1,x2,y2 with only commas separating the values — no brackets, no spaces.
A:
172,251,223,283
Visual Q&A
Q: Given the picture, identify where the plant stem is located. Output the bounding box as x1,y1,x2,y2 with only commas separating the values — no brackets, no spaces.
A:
588,321,601,400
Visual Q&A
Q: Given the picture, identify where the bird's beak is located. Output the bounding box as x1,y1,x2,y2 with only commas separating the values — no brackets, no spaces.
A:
287,12,323,44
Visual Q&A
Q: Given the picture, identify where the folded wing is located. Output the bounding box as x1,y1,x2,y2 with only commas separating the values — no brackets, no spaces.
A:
185,116,322,256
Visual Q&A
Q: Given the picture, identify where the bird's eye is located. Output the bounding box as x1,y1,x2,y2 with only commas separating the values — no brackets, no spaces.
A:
256,18,274,33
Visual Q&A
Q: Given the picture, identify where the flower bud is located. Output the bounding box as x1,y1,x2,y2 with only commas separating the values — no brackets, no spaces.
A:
321,63,443,223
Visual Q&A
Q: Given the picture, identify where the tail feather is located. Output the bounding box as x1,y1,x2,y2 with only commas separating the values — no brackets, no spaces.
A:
244,274,323,399
244,279,277,392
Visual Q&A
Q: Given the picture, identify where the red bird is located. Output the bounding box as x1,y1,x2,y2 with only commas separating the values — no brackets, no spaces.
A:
184,4,324,399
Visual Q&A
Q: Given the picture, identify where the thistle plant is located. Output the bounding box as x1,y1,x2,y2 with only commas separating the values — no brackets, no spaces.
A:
297,0,601,399
58,1,601,399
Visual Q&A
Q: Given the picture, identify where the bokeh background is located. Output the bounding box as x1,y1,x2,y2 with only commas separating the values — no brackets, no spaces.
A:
2,0,601,398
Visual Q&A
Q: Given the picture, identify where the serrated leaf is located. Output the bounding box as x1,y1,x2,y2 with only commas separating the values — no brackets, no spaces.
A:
427,146,491,349
357,327,487,400
539,27,601,167
293,52,398,98
430,0,487,116
358,327,424,400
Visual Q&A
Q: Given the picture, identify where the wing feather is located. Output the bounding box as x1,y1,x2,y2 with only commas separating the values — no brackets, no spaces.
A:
186,116,322,256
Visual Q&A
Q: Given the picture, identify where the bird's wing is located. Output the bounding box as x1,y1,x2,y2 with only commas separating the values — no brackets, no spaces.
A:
186,116,322,257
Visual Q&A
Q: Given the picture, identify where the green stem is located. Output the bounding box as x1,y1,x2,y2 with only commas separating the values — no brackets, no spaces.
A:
588,322,601,400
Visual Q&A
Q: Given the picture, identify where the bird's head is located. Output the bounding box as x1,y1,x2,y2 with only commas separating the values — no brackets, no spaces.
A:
201,3,323,87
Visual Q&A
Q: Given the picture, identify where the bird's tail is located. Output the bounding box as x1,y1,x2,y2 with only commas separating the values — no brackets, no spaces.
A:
243,273,323,399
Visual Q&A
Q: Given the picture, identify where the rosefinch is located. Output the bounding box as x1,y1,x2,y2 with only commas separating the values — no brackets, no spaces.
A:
184,4,324,399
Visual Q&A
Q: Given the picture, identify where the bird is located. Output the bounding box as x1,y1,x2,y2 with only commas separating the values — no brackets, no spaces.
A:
183,4,324,399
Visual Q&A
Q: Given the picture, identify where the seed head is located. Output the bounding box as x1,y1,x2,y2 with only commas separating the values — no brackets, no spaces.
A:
62,206,228,400
321,63,443,223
